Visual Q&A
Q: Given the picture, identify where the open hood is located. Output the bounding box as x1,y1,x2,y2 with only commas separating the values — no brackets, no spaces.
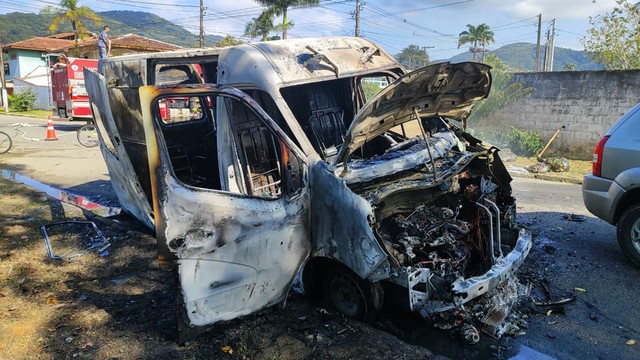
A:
335,62,491,165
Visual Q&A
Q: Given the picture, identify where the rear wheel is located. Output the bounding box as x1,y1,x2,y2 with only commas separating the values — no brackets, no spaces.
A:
617,204,640,267
58,108,67,118
323,266,383,321
77,124,99,148
0,131,12,154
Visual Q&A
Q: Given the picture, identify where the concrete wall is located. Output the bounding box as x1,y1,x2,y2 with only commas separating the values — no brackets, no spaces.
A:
474,70,640,160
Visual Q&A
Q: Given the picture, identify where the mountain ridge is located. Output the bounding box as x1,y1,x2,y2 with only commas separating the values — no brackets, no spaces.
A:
445,42,603,71
0,10,221,48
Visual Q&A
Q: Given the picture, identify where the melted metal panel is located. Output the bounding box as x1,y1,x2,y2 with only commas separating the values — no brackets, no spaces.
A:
341,130,460,185
138,85,311,334
84,69,155,229
451,229,532,304
310,161,390,281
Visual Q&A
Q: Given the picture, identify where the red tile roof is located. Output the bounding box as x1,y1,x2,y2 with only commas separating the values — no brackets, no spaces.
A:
47,32,93,40
52,33,181,52
4,33,181,53
110,34,181,52
4,37,74,52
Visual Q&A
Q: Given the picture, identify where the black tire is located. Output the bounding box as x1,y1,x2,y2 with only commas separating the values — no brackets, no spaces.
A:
58,108,67,118
617,204,640,267
0,131,12,154
323,266,383,321
77,124,99,148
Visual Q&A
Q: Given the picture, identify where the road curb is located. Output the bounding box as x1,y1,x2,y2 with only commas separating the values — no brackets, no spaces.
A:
508,169,583,185
1,112,51,119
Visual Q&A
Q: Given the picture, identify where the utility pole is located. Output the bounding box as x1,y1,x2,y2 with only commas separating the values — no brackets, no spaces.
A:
421,46,434,66
355,0,361,37
199,0,205,48
0,46,8,113
543,19,556,72
535,14,542,72
352,0,364,37
548,18,556,71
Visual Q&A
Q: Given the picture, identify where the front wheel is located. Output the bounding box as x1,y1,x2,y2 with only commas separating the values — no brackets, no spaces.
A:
323,266,383,321
0,131,12,154
77,124,99,148
617,204,640,267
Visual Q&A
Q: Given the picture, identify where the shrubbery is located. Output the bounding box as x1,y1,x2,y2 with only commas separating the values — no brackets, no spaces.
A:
472,126,545,156
9,88,37,112
499,126,545,156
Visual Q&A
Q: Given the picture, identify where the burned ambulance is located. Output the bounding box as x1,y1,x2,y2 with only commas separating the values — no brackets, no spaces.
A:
84,37,532,343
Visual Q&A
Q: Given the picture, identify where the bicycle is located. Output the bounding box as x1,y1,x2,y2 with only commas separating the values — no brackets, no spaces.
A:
77,124,99,148
0,131,12,154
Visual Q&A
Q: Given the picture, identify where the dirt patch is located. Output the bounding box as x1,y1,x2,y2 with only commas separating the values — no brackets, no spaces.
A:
0,177,434,359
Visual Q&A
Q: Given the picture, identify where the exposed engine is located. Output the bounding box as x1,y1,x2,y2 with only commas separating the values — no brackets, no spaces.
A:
375,166,528,342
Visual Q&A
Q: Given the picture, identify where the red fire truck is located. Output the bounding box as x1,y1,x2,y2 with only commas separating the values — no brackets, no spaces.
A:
50,57,98,120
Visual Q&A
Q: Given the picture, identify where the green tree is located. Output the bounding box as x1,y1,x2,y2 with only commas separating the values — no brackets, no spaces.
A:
395,44,429,70
254,0,320,39
467,54,534,124
582,0,640,70
458,23,495,62
563,63,577,71
362,81,382,101
215,35,244,47
40,0,102,55
244,12,276,41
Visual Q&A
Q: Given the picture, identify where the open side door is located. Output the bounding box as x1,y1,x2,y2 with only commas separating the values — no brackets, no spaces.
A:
84,68,155,229
139,85,311,342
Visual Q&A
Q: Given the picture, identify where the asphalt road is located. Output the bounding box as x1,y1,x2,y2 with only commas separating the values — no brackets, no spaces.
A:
0,114,114,203
1,113,638,360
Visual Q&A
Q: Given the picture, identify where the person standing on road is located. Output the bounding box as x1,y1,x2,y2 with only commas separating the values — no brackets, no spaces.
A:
97,25,110,59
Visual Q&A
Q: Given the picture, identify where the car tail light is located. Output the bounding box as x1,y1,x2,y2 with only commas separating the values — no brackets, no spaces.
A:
592,135,610,177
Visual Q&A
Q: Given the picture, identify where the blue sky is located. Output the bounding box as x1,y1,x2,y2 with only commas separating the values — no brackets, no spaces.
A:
0,0,619,58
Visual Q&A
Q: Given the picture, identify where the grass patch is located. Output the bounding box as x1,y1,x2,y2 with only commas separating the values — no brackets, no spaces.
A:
8,110,52,118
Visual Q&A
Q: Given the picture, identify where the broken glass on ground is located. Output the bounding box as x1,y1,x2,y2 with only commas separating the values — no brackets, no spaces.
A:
41,221,110,259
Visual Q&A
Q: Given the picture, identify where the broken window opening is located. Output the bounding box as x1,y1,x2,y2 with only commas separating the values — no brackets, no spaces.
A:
242,89,300,149
155,95,220,190
281,78,355,161
222,97,284,199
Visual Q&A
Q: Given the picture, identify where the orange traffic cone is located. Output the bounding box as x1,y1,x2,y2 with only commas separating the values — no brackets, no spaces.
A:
45,116,58,141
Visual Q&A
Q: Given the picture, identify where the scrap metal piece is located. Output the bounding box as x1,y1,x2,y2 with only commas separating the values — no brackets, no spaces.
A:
460,324,480,344
533,295,576,307
41,220,110,259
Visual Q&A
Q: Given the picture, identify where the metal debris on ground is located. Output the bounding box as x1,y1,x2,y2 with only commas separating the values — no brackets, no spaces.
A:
41,220,110,259
563,214,585,222
533,295,576,307
507,165,530,173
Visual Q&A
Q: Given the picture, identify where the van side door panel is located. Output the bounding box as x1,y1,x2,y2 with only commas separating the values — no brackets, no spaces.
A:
138,86,311,341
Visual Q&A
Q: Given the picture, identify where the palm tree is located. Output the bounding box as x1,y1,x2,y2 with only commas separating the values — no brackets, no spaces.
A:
42,0,102,55
244,11,276,41
254,0,320,39
458,23,495,62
